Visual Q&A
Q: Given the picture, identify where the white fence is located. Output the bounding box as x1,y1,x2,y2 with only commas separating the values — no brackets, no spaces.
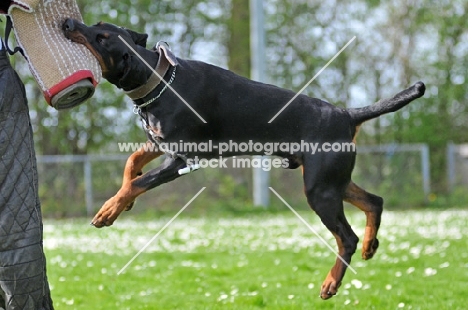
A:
447,143,468,191
356,144,431,199
37,154,129,217
33,143,445,217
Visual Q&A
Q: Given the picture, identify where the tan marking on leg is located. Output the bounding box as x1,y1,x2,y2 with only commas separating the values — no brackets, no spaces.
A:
344,182,382,260
91,141,163,228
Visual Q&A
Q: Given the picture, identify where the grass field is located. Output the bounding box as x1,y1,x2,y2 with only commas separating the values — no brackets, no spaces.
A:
43,209,468,309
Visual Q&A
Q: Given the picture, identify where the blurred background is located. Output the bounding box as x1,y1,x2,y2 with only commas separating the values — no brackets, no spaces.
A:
1,0,468,217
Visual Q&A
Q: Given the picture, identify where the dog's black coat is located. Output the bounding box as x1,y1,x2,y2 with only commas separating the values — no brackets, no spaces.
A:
63,19,425,299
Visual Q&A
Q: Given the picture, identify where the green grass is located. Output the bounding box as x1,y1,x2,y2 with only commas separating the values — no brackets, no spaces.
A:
44,210,468,309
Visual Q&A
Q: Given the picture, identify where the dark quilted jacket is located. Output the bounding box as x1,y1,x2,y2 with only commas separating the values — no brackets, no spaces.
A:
0,46,54,310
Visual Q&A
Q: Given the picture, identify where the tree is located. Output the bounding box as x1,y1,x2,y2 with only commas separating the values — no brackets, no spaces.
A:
226,0,250,77
2,0,467,196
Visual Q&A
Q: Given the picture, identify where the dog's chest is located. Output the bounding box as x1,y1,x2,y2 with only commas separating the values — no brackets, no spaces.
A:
145,114,165,140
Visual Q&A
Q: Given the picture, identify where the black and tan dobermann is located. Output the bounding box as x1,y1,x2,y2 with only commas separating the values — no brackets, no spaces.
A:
63,19,425,299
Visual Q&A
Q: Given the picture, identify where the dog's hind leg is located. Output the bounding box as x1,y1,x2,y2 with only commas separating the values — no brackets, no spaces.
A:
344,181,383,260
306,186,359,299
302,158,359,299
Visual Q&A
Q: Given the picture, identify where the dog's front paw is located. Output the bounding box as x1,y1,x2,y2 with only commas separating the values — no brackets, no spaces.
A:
91,196,129,228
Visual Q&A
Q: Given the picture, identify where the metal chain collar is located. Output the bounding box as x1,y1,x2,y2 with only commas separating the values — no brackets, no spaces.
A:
138,66,177,109
132,98,200,176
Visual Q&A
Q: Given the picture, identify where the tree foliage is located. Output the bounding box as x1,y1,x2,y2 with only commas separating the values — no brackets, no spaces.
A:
1,0,466,193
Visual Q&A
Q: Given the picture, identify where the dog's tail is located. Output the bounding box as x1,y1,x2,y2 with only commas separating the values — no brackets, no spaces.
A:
347,82,425,125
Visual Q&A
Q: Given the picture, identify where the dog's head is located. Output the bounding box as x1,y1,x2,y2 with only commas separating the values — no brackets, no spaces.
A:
62,19,150,90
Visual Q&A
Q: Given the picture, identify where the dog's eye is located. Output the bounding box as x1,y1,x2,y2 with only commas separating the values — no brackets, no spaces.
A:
123,54,129,61
96,35,105,45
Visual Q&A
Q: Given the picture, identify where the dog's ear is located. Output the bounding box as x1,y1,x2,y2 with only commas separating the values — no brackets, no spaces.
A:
124,28,148,48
